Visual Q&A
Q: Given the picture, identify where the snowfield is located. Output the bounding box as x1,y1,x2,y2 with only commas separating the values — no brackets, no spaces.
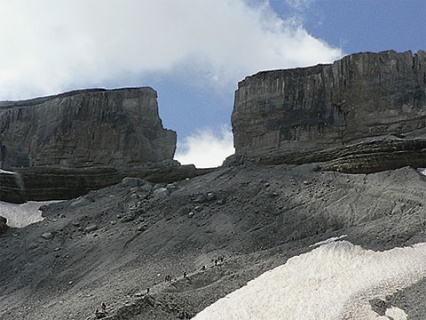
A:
0,201,57,227
194,240,426,320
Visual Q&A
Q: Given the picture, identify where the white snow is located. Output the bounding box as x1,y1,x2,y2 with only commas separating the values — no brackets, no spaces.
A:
0,169,18,175
193,240,426,320
417,167,426,176
309,234,347,247
0,201,58,227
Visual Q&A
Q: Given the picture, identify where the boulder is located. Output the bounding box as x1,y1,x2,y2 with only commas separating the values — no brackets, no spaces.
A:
41,232,54,240
231,50,426,172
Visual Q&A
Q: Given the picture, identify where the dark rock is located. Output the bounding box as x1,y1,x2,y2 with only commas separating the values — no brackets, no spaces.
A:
137,224,148,232
120,214,136,223
122,177,145,187
369,298,387,316
0,216,8,233
231,50,426,173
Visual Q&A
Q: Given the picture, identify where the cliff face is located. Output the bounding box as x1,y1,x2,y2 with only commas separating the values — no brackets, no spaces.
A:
231,50,426,171
0,87,176,169
0,87,183,203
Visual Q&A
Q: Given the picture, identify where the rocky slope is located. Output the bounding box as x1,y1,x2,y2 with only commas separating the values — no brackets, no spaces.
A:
0,164,425,319
231,50,426,172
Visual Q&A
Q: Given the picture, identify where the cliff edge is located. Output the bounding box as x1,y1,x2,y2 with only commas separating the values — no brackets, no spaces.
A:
231,50,426,172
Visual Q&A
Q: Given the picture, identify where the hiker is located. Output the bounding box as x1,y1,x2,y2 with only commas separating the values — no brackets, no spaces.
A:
101,302,107,313
95,309,106,319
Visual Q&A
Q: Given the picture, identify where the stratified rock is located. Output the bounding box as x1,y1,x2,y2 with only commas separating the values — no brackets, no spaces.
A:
0,87,176,168
231,50,426,172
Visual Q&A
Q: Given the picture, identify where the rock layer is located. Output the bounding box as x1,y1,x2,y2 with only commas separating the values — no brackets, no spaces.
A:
0,87,176,168
231,50,426,171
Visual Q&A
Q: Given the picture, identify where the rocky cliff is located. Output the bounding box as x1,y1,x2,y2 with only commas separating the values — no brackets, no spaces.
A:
0,87,176,168
231,50,426,172
0,87,192,203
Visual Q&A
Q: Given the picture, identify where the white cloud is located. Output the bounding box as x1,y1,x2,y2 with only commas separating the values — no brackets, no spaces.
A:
175,126,234,168
284,0,315,10
0,0,343,100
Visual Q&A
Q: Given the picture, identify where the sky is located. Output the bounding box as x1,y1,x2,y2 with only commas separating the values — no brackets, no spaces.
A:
0,0,425,167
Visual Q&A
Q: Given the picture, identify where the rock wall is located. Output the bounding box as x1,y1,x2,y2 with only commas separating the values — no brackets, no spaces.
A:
0,87,184,203
231,50,426,170
0,87,176,169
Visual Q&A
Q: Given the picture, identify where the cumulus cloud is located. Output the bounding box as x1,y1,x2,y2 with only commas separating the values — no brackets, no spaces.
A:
175,126,234,168
0,0,342,100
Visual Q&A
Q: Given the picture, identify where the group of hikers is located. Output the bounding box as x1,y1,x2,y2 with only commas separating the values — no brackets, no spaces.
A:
94,254,226,318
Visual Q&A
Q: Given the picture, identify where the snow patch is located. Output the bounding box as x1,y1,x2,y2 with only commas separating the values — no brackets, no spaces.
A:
193,241,426,320
0,169,18,175
0,201,59,227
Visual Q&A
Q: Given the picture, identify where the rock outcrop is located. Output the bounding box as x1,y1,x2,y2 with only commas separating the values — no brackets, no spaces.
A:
0,87,176,168
231,50,426,172
0,87,209,203
0,216,8,233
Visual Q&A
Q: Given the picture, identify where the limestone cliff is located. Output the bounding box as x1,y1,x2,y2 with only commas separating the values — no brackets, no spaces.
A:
231,50,426,172
0,87,186,203
0,87,176,169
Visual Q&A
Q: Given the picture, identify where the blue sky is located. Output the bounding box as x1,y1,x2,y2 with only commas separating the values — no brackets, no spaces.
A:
0,0,425,167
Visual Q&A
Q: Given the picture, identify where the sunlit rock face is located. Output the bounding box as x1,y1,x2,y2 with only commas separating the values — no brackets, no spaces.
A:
0,87,176,169
231,50,426,172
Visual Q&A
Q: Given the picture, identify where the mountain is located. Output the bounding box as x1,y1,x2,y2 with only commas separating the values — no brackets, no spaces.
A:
0,50,425,319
